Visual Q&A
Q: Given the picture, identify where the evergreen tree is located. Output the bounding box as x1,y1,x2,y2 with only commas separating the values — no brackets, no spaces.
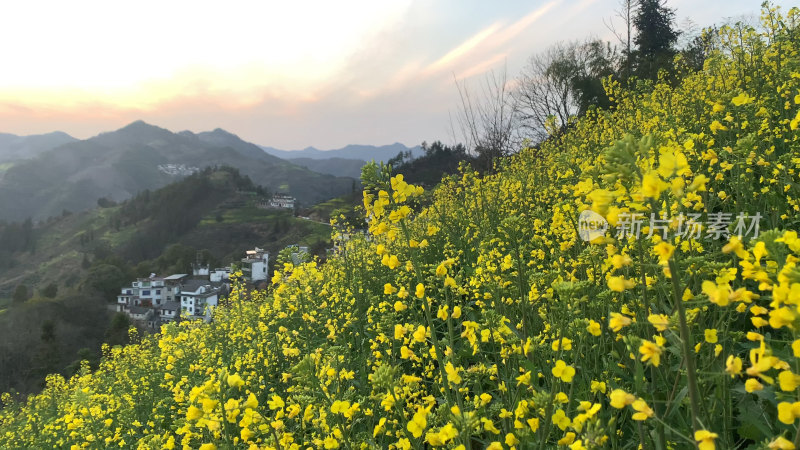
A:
12,284,28,304
30,320,60,383
105,313,131,346
632,0,680,80
41,283,58,298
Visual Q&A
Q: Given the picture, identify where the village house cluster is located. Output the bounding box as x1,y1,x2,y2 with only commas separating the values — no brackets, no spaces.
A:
115,247,271,329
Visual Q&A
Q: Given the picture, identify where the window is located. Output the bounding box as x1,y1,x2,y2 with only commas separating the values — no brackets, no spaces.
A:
142,290,150,296
156,290,161,295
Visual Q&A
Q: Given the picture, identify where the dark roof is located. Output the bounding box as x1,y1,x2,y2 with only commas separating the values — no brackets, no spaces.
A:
181,279,210,293
161,301,180,311
129,306,151,315
192,289,219,298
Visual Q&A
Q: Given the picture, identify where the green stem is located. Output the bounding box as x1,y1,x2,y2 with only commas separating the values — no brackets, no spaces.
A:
638,240,666,450
398,209,456,411
668,258,702,444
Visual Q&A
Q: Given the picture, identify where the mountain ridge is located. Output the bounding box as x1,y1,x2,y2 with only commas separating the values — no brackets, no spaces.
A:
0,131,77,164
260,142,424,162
0,121,355,222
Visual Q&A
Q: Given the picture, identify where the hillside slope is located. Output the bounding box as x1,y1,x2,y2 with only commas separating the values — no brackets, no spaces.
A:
288,156,367,179
2,10,800,449
0,167,332,298
0,167,334,394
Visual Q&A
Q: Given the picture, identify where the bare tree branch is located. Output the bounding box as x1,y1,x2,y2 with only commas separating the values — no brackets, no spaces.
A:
452,66,517,172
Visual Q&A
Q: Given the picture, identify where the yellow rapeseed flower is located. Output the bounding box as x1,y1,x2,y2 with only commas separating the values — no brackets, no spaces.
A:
731,92,754,106
407,407,429,438
695,430,718,450
552,360,576,382
639,340,663,367
609,389,635,409
586,320,602,336
609,313,632,332
648,314,669,331
631,399,654,421
725,355,742,377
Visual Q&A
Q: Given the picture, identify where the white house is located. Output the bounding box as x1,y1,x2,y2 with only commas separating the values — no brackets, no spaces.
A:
241,247,270,282
192,263,210,277
163,274,188,302
132,275,166,307
180,280,220,321
116,286,136,313
210,268,231,283
159,301,180,322
117,274,166,310
116,273,187,317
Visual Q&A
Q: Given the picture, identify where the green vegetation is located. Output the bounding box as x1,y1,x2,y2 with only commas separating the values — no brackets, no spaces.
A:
0,167,338,395
199,205,282,226
389,140,472,186
304,192,362,227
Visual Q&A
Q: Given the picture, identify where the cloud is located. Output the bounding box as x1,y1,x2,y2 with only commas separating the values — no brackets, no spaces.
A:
0,0,777,149
0,1,562,146
416,1,558,83
454,53,509,80
490,1,560,47
425,23,504,74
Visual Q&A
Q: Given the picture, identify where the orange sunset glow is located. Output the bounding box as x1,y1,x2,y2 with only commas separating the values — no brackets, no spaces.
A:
1,0,790,148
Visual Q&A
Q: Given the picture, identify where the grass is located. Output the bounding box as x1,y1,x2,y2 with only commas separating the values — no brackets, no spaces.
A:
36,250,81,273
305,192,360,222
104,225,138,249
199,205,292,226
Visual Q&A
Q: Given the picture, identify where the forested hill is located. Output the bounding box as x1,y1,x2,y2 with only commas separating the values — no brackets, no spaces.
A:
0,166,336,298
0,167,337,395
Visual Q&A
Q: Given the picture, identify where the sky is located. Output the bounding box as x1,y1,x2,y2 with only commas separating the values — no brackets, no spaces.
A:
0,0,791,150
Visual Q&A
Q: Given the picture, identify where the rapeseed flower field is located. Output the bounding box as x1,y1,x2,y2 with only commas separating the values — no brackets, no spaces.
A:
3,6,800,449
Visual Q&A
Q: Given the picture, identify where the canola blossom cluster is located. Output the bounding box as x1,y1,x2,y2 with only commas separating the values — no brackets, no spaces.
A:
3,6,800,449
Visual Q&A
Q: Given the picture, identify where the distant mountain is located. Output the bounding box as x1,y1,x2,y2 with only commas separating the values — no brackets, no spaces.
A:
0,131,77,163
261,143,424,162
0,121,355,222
288,157,367,179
